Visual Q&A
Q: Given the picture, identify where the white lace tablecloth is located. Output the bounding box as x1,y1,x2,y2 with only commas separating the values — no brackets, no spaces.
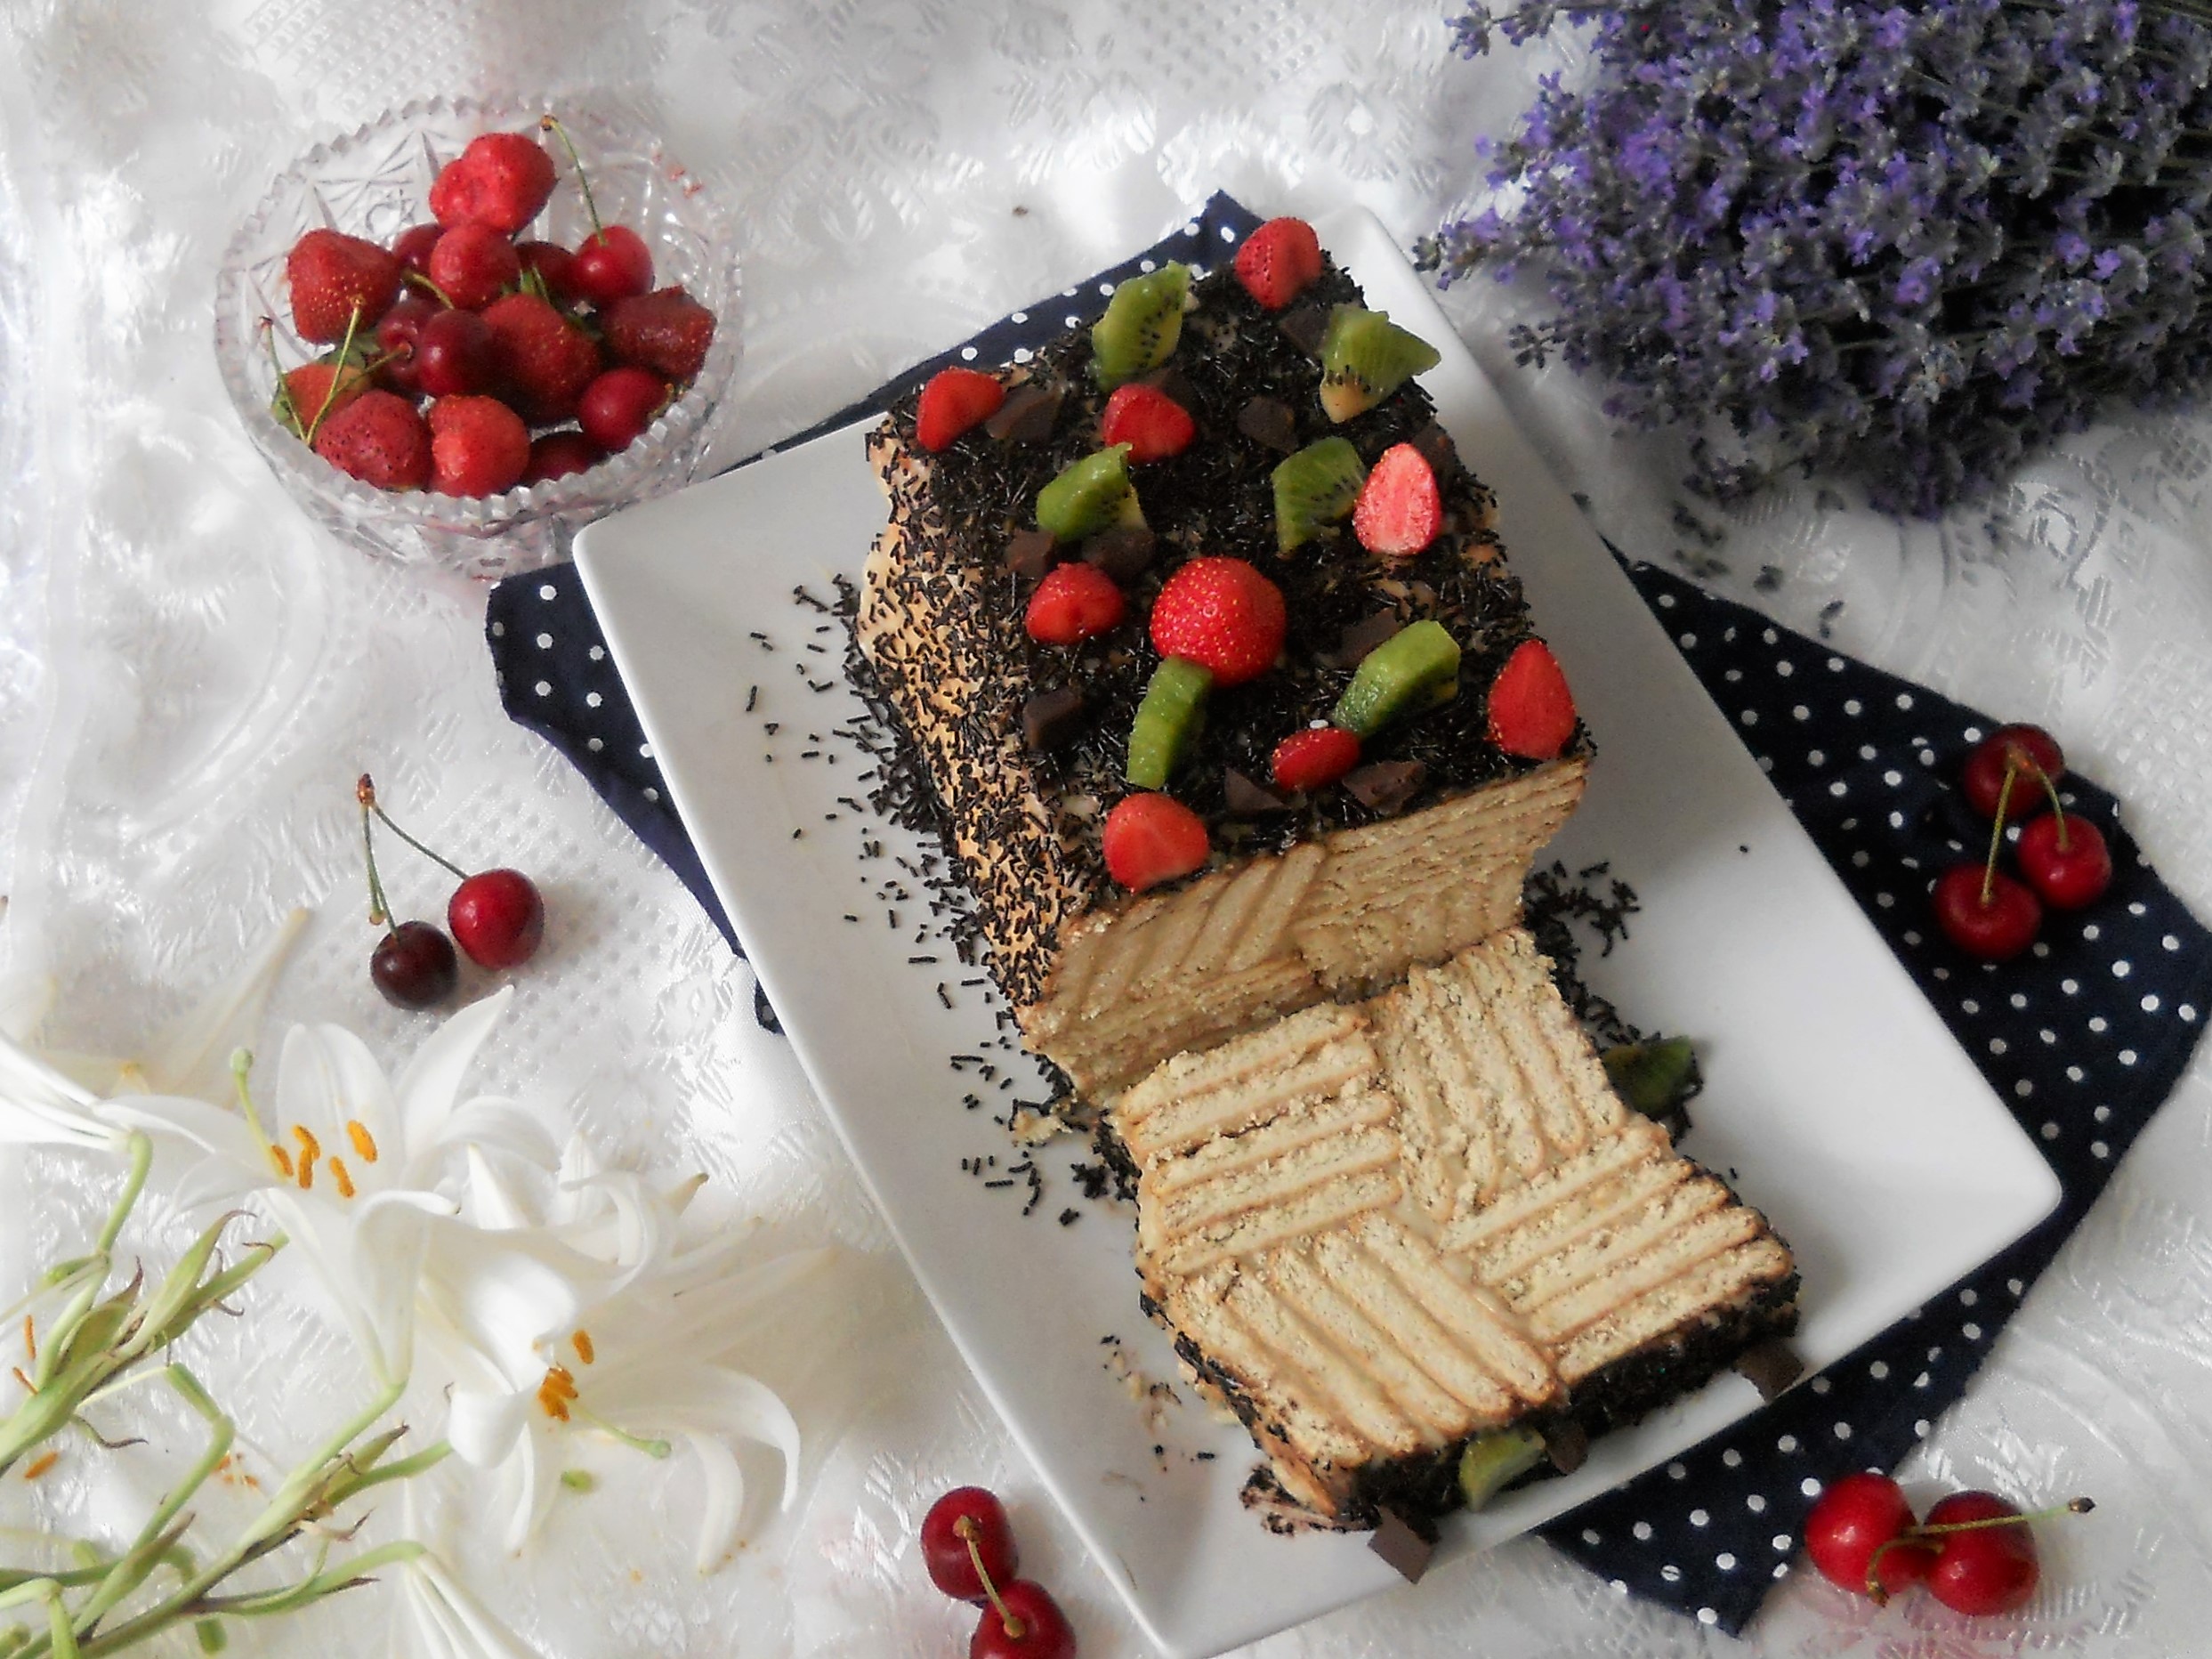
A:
4,4,2211,1655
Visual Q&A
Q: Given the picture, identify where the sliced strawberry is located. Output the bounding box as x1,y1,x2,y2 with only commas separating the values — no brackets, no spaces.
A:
1025,562,1126,645
1270,727,1361,793
1102,793,1210,891
915,367,1006,452
1099,383,1196,462
1233,217,1324,312
1149,557,1286,687
1352,442,1442,559
1488,638,1578,760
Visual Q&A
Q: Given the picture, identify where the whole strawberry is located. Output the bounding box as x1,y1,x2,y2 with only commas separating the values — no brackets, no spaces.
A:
428,395,531,496
287,229,401,343
428,223,522,311
481,291,602,424
1150,557,1288,686
312,389,432,490
276,356,374,437
429,131,557,233
603,287,716,381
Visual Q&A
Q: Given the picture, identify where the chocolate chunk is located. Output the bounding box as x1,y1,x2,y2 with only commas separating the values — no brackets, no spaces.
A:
987,384,1063,443
1278,304,1330,358
1082,525,1158,584
1542,1419,1588,1476
1223,768,1288,815
1344,760,1426,815
1142,365,1200,410
1408,420,1464,482
1319,611,1403,669
1021,686,1087,753
1368,1509,1435,1583
1732,1338,1805,1402
1004,527,1058,581
1236,395,1300,454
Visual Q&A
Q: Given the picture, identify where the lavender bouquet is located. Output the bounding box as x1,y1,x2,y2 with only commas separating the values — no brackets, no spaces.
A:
1425,0,2212,516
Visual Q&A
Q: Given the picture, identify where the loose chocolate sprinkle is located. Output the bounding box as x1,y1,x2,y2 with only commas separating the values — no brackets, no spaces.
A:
1522,859,1647,1051
1059,1208,1080,1226
745,685,759,712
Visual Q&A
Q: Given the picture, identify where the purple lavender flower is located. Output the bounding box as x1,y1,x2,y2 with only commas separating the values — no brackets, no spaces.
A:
1421,0,2212,514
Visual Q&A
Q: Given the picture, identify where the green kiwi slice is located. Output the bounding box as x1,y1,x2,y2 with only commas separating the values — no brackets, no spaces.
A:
1457,1427,1546,1511
1091,263,1191,390
1037,445,1144,542
1331,619,1463,738
1318,306,1442,422
1271,436,1367,553
1126,656,1214,789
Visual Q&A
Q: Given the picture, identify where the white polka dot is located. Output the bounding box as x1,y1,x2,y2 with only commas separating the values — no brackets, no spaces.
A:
1876,892,1893,908
1844,699,1862,715
1724,668,1743,683
1869,1360,1889,1379
960,344,978,360
2164,934,2183,951
1963,1322,1982,1339
1962,725,1983,742
1896,692,1915,709
2089,1016,2109,1032
1915,1419,1931,1437
589,644,605,662
586,737,603,752
489,620,506,637
1829,780,1848,797
1904,930,1922,945
1834,1421,1853,1440
1801,1477,1822,1497
2095,1105,2111,1121
639,742,655,759
2062,977,2079,995
1795,705,1812,722
2084,923,2103,941
1807,749,1826,766
1679,632,1698,648
1012,346,1034,364
535,632,553,649
2092,1140,2111,1159
1810,1376,1831,1395
2008,1278,2025,1295
2066,1063,2083,1079
1852,850,1870,868
2014,1080,2033,1097
2114,959,2133,978
1884,769,1903,786
1611,1579,1628,1595
2183,1005,2200,1023
2143,995,2161,1014
1990,1038,2007,1055
1667,1461,1688,1480
1690,1508,1709,1526
1633,1520,1653,1541
1697,1606,1718,1623
642,787,658,803
538,584,557,601
1716,1553,1738,1572
1762,627,1778,643
1747,1493,1767,1513
1099,279,1118,295
1914,1370,1931,1388
1773,1563,1790,1580
2129,899,2147,915
1064,314,1080,328
1740,709,1759,726
585,691,602,708
1860,744,1878,761
1722,1448,1742,1468
1660,1564,1683,1582
1889,810,1906,828
2042,1121,2060,1139
1011,310,1029,322
1959,1288,1978,1306
532,680,551,697
1659,592,1677,608
1776,660,1795,677
1776,1434,1797,1453
1581,1527,1602,1546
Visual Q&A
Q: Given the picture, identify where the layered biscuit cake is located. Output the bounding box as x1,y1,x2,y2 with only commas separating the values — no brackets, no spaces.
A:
1110,928,1798,1525
858,247,1588,1096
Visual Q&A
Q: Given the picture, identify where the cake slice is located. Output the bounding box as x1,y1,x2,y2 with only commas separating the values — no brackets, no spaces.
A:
1110,928,1798,1526
858,243,1588,1096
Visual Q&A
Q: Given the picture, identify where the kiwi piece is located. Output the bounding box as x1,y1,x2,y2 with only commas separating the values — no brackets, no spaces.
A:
1457,1427,1546,1511
1037,445,1144,542
1271,436,1366,553
1331,619,1463,738
1126,656,1214,789
1091,263,1191,390
1318,306,1443,423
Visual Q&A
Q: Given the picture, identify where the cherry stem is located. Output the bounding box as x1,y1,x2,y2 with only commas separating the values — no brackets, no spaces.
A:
404,269,457,310
357,774,472,882
2035,765,2071,852
957,1516,1024,1641
358,775,395,930
1909,1496,2095,1538
303,305,364,445
261,320,305,441
539,115,604,239
1981,763,2020,908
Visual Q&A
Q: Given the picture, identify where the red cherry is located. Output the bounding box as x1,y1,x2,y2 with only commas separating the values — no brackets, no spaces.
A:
1924,1492,2038,1615
2015,813,2112,910
428,223,522,312
969,1581,1076,1659
577,366,671,452
414,308,500,398
1804,1472,1935,1599
374,293,439,397
448,869,545,969
370,921,458,1011
516,239,582,303
921,1487,1019,1603
523,430,604,484
1933,864,2041,961
1961,724,2063,821
391,223,444,279
570,225,654,308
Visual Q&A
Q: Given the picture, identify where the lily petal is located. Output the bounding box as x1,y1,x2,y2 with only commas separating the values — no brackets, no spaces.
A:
681,1428,745,1574
141,909,309,1100
447,1385,531,1469
0,969,55,1045
397,988,513,1155
417,1217,607,1388
400,1548,544,1659
593,1364,803,1513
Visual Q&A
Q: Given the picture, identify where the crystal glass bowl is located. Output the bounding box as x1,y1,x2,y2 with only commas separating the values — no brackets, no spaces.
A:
214,95,741,582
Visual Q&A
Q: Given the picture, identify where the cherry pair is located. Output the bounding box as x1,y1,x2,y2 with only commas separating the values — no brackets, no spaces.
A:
359,774,545,1010
920,1487,1076,1658
1933,724,2114,962
1805,1469,2091,1615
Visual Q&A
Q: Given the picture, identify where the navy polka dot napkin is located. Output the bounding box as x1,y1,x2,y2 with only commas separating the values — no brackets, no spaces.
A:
488,197,2212,1637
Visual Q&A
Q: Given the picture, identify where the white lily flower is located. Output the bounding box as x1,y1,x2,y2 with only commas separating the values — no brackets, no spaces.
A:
441,1151,826,1572
395,1547,545,1659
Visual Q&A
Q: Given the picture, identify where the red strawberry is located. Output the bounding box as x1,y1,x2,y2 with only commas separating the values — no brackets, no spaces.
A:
311,389,431,490
481,292,602,424
1233,217,1324,311
1352,442,1442,559
287,229,401,343
429,132,556,233
602,287,716,381
916,368,1007,452
522,430,604,484
276,357,374,437
1025,562,1126,645
1099,383,1196,462
429,223,522,311
1271,726,1361,793
1488,638,1578,759
1103,793,1210,891
1149,557,1287,687
428,395,531,496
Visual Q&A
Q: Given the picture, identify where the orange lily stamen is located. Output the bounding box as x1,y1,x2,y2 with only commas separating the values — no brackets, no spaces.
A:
572,1330,596,1365
22,1452,58,1482
329,1156,356,1199
346,1120,379,1163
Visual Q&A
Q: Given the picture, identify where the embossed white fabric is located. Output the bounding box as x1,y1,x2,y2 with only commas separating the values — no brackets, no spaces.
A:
1,4,2209,1656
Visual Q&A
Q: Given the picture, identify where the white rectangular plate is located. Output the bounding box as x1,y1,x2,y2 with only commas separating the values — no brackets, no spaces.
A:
575,207,2062,1658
